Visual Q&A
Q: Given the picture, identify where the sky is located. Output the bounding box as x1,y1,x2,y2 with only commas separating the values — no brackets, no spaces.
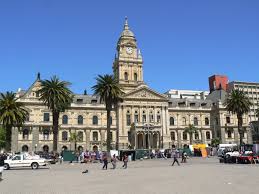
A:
0,0,258,94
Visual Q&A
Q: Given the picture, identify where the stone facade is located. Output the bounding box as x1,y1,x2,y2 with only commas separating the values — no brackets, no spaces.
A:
11,18,254,153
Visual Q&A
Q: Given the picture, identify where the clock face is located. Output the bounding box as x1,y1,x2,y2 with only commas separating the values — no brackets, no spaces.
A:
126,47,133,54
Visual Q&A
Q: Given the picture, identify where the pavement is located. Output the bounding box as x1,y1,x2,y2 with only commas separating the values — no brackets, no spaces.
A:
1,157,259,194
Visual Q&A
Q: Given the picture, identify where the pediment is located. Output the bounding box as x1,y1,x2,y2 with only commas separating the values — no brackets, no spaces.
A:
123,86,168,101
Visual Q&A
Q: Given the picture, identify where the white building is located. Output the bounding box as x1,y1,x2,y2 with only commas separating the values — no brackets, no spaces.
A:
165,89,209,100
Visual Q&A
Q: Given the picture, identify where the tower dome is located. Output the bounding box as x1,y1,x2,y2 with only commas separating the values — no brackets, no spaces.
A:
120,17,135,37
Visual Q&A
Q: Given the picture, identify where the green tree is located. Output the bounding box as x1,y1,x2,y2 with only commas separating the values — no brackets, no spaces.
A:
0,92,28,151
224,89,252,146
69,132,80,151
0,127,6,149
92,74,124,151
39,76,73,152
211,137,221,147
184,124,198,145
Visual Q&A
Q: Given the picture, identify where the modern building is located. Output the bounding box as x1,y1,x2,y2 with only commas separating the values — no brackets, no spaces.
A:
228,81,259,121
166,89,209,100
10,19,256,153
209,75,228,92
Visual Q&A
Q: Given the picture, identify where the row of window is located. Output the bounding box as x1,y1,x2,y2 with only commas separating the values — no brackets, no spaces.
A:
124,72,138,81
169,117,210,126
126,113,161,126
21,129,112,142
170,131,211,141
42,113,112,125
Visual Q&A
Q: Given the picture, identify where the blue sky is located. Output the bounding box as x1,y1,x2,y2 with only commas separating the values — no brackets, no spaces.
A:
0,0,258,94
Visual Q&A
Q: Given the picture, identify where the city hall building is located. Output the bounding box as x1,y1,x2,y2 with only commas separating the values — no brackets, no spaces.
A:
12,19,255,153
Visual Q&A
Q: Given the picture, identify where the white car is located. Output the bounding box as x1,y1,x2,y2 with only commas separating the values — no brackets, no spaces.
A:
4,154,47,170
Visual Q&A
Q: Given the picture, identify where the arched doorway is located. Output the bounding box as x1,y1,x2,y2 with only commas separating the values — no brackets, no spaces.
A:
22,145,29,152
43,145,49,153
62,146,68,151
137,133,143,149
93,145,98,152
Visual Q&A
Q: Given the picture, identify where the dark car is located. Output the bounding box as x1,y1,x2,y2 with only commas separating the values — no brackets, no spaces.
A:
237,153,255,164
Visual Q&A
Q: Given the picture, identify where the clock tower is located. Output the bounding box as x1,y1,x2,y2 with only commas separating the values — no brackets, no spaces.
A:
113,17,144,93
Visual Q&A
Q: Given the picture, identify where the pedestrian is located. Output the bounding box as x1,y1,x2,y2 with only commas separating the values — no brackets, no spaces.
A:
181,151,187,163
102,153,108,170
171,147,180,166
111,154,117,169
122,154,128,169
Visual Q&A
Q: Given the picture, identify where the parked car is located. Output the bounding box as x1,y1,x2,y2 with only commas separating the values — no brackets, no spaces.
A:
237,153,255,164
35,152,57,164
4,154,47,170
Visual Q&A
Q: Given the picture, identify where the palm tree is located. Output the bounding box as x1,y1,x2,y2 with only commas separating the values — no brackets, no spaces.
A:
0,127,6,149
92,74,124,151
39,76,73,152
184,124,198,145
0,92,28,151
224,89,252,146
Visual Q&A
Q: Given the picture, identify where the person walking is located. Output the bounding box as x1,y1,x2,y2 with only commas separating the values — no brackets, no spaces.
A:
171,147,180,166
102,153,108,170
122,154,128,169
111,154,117,169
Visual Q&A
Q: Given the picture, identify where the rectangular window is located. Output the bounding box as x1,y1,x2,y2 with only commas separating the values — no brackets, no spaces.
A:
134,115,139,123
226,117,230,124
43,113,50,122
142,115,146,123
157,115,161,123
126,115,131,126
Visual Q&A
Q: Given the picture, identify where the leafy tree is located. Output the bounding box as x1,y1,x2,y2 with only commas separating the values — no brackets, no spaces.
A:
0,92,28,151
211,138,221,147
224,89,252,146
69,132,80,151
184,124,198,145
92,74,124,151
39,76,73,152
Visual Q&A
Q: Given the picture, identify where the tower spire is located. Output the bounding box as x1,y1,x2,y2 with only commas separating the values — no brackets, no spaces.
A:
124,16,129,30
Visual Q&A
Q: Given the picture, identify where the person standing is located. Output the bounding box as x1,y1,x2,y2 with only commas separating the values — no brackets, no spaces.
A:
122,154,128,169
171,147,180,166
102,153,108,170
111,154,117,169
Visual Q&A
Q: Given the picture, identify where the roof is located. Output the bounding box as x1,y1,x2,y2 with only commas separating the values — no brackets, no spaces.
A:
206,89,227,103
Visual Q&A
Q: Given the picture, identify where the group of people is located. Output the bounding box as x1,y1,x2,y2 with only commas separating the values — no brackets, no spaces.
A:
171,146,188,166
102,153,128,170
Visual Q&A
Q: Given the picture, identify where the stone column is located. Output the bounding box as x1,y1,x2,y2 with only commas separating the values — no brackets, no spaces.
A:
201,130,205,144
85,130,90,150
11,127,19,152
177,130,182,148
32,126,39,152
220,127,226,144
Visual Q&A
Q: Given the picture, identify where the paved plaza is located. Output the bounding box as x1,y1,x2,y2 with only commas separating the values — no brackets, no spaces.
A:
1,157,259,194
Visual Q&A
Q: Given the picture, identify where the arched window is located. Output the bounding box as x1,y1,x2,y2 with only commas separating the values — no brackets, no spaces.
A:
126,114,131,126
134,73,138,81
227,130,232,138
78,131,83,142
170,117,175,126
171,131,176,141
206,131,211,140
194,117,198,126
78,115,83,125
183,132,188,140
195,131,199,140
92,116,98,125
62,131,68,141
109,132,113,141
124,72,128,80
62,115,68,125
134,111,139,123
182,117,187,126
93,131,98,141
22,145,29,152
22,128,29,140
157,113,161,123
43,128,50,140
205,117,209,126
149,111,154,123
